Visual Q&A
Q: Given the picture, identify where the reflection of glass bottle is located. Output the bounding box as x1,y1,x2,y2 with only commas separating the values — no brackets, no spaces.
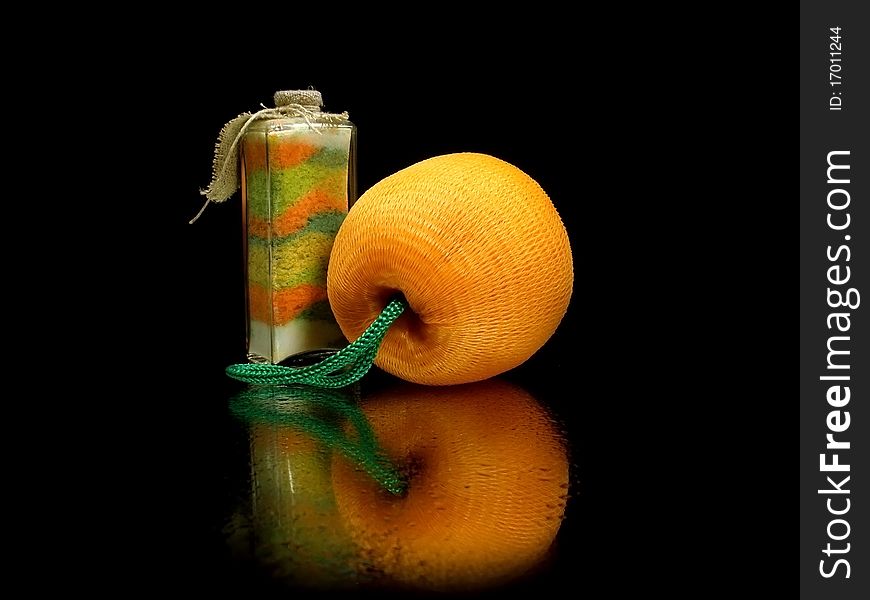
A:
227,386,363,589
248,421,355,586
242,90,356,364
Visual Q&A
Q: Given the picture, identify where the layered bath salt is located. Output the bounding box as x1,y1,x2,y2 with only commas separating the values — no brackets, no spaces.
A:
243,112,355,363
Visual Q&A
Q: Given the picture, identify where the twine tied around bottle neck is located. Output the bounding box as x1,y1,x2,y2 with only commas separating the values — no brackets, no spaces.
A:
191,89,349,224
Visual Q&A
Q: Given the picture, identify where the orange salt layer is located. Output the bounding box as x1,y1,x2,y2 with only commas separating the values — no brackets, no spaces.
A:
249,282,329,325
248,188,347,239
242,138,319,172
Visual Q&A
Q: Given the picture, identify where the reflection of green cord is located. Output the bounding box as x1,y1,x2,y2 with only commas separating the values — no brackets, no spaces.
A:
229,386,406,495
226,298,406,388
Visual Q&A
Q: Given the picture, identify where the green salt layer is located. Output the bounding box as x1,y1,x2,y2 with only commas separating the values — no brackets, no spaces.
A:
247,255,327,290
294,145,351,169
245,165,348,220
298,300,338,321
247,228,336,290
247,211,345,243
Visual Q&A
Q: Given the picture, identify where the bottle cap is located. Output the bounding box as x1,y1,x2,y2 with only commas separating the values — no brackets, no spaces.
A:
274,89,323,109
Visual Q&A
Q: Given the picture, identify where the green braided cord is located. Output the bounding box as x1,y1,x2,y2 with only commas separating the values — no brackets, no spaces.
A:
230,386,406,495
226,298,406,388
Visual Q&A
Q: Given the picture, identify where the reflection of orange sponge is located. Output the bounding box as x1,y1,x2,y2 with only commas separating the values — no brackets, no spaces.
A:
327,153,573,385
331,380,569,591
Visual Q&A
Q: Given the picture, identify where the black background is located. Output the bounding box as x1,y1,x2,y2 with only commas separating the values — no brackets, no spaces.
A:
67,24,801,595
124,69,634,596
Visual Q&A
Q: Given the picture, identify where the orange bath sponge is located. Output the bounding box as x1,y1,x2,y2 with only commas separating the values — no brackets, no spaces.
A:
327,153,573,385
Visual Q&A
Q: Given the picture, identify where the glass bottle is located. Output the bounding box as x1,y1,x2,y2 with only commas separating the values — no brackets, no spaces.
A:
241,90,356,364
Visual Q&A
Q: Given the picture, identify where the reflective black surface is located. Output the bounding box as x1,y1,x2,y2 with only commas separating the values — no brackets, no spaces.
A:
223,380,568,592
126,368,594,597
